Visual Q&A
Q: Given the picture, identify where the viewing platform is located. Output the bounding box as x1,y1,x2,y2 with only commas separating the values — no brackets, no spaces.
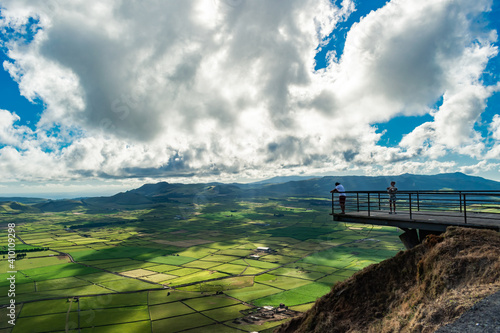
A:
331,190,500,248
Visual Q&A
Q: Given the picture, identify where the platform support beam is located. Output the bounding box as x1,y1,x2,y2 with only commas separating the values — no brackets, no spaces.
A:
399,228,443,250
399,228,420,250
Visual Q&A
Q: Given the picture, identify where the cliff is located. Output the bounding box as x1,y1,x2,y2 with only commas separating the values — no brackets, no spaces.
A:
276,227,500,333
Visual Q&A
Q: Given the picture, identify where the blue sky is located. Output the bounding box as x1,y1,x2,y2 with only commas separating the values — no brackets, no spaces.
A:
1,0,500,198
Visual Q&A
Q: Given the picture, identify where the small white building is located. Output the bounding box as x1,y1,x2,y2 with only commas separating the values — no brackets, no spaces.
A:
257,247,271,253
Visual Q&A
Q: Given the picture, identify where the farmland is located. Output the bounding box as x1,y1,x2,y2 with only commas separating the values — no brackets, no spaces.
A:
0,195,404,332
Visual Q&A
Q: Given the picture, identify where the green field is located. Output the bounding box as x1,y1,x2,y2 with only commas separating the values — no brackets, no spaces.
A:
0,196,404,332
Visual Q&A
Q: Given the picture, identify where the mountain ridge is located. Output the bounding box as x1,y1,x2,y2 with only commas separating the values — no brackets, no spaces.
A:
2,173,500,212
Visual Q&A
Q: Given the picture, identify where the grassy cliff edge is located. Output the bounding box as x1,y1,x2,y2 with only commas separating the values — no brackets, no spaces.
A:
276,227,500,333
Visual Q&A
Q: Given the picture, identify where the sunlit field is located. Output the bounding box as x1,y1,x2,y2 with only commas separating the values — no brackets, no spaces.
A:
0,197,404,332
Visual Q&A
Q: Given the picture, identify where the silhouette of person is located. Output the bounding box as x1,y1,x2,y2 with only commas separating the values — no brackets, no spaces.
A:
387,181,398,214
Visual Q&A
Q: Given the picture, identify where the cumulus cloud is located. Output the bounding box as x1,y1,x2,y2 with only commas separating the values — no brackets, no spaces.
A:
459,160,499,175
485,114,500,159
0,0,499,185
0,109,30,147
377,160,457,176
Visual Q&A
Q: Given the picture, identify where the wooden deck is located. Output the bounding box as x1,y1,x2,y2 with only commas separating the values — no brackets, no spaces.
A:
333,210,500,232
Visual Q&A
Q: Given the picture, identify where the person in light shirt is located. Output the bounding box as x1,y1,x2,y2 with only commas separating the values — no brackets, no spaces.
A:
330,182,346,214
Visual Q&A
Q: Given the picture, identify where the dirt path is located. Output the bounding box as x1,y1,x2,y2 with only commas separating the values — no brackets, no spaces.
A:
65,297,74,333
435,289,500,333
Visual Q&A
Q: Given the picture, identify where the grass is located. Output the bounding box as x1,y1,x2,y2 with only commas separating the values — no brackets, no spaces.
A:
182,260,222,269
269,267,327,280
11,285,113,304
255,274,312,290
79,291,148,310
2,256,67,270
146,255,197,265
166,267,203,277
225,318,289,333
263,226,337,241
18,299,77,317
224,283,283,302
164,271,229,286
12,312,79,333
183,295,241,311
77,272,127,283
198,254,240,263
151,313,215,333
177,276,254,292
98,278,161,292
143,273,179,282
0,263,102,288
144,263,182,272
211,263,247,275
230,258,280,269
79,305,150,328
35,276,92,291
0,305,22,329
148,289,203,306
202,303,251,321
252,282,332,307
0,196,405,331
69,246,173,261
120,268,158,278
80,321,151,333
181,323,245,333
149,301,194,320
175,246,217,258
316,274,349,284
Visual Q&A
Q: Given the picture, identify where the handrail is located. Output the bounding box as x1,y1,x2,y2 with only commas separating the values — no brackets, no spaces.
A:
331,190,500,224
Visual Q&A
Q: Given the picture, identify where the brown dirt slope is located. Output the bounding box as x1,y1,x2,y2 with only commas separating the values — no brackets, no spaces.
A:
275,227,500,333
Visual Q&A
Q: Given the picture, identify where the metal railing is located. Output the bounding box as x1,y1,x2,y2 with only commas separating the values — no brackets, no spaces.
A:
331,190,500,224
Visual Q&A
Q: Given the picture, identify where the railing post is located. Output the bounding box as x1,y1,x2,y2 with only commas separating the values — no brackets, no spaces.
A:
459,191,463,213
357,193,360,212
367,193,371,217
378,193,381,210
417,192,420,211
463,193,467,224
409,193,412,220
332,192,334,215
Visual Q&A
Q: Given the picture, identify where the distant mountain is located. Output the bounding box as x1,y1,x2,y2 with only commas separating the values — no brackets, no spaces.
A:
0,197,47,204
254,172,500,197
129,182,243,201
4,173,499,211
33,199,85,212
85,192,154,205
113,172,500,202
248,175,321,185
0,201,40,214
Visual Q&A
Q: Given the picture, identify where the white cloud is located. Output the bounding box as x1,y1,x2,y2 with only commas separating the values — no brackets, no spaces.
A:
459,160,499,175
485,114,500,159
0,0,498,188
377,160,457,176
0,109,29,147
490,114,500,141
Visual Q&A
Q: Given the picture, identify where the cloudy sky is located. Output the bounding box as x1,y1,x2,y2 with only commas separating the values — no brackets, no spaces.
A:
1,0,500,198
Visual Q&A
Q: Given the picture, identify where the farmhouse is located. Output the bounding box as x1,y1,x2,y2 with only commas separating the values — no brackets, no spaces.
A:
256,247,271,253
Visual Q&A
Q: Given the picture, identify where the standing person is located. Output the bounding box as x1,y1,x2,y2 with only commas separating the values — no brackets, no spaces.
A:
387,181,398,214
330,182,346,214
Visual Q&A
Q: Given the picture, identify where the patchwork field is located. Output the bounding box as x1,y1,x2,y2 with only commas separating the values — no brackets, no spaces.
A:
0,196,404,332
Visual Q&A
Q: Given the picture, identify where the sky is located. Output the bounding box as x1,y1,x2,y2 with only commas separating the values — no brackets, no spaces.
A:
0,0,500,198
